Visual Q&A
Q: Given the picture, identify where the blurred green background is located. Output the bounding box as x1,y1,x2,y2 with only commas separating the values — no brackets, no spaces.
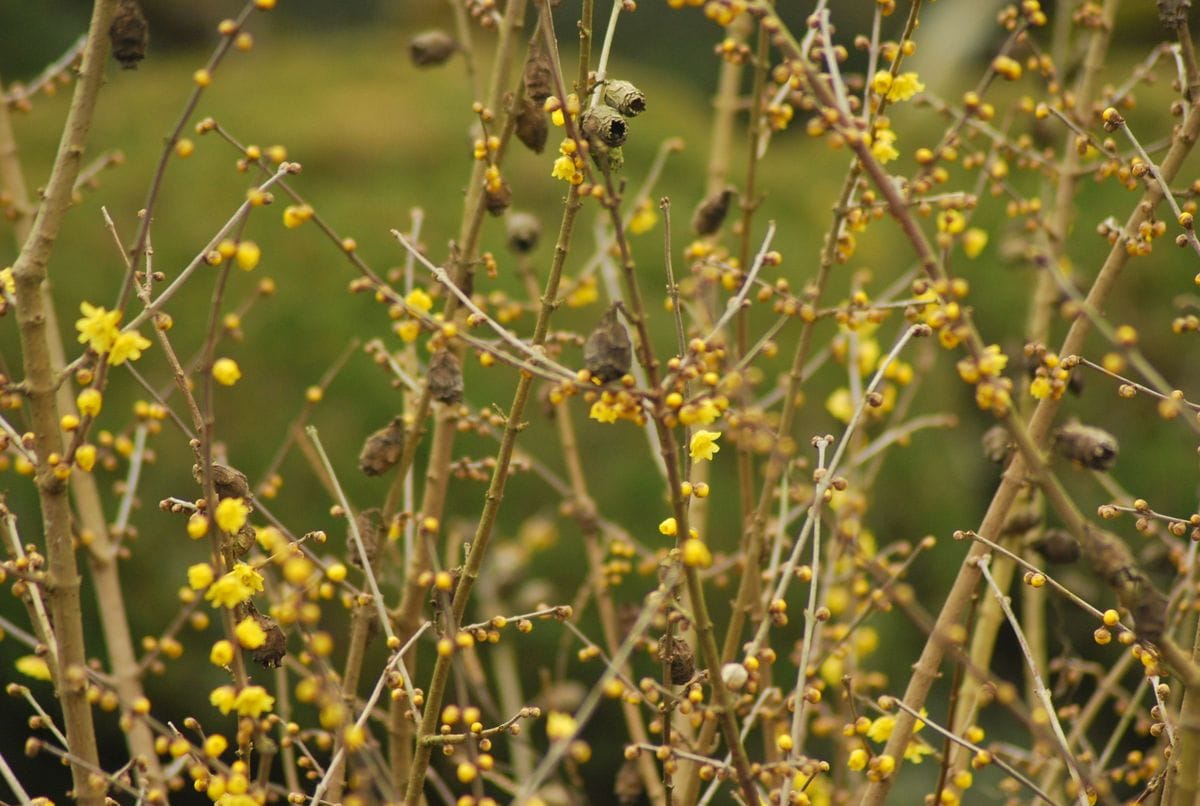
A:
0,2,1197,802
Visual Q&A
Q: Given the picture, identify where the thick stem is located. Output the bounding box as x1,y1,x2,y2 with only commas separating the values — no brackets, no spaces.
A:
9,2,120,802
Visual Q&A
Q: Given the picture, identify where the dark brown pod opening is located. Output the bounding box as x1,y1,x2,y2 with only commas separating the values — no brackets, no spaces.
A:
604,80,646,116
506,212,541,255
580,106,628,148
584,304,632,383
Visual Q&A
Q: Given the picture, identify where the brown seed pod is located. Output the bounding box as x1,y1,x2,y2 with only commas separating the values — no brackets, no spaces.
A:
658,634,695,685
239,602,287,668
1052,422,1118,470
604,80,646,117
484,179,512,217
110,0,149,69
408,30,457,67
581,105,628,148
615,758,644,804
192,462,251,501
1030,529,1081,564
359,416,405,476
506,212,541,254
692,187,735,235
514,96,548,154
348,508,383,569
523,44,555,104
1000,503,1041,537
981,424,1013,464
584,304,632,383
428,349,464,404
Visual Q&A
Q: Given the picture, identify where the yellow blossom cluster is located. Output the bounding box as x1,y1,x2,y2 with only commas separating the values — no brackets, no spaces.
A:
75,302,152,365
204,562,264,608
1029,352,1072,400
551,138,585,186
588,389,644,425
210,684,274,717
871,70,924,103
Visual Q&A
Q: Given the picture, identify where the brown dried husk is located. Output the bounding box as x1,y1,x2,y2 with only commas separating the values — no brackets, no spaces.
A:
358,416,405,476
193,462,251,501
615,758,644,804
604,80,646,116
506,211,541,254
428,349,464,404
484,179,513,217
514,96,549,154
238,602,287,668
348,508,383,569
980,424,1013,464
580,105,628,148
584,305,632,383
523,44,555,104
692,187,735,235
110,0,148,69
657,634,695,685
1052,421,1118,470
409,30,457,67
1030,528,1081,564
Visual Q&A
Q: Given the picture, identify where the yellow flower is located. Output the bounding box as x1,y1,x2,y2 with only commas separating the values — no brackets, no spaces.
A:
682,538,713,568
210,685,238,714
874,70,924,102
210,639,235,666
344,724,367,752
589,400,618,424
546,711,577,741
867,715,895,743
963,228,988,258
234,685,274,717
108,329,151,365
74,444,96,472
212,357,242,386
234,616,266,649
231,561,264,594
75,302,121,354
826,387,853,424
204,734,228,758
235,241,261,271
937,209,966,235
282,204,313,228
215,497,250,533
551,155,577,183
188,562,215,590
870,128,899,164
689,430,721,461
405,288,433,313
15,655,51,681
566,277,599,307
76,388,103,417
0,267,14,294
658,517,678,536
1030,376,1052,399
628,201,658,235
848,748,868,771
204,562,261,608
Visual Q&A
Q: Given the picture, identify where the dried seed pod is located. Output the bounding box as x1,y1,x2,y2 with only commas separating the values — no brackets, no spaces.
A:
348,508,383,569
428,349,464,404
1053,422,1118,470
239,603,287,668
110,0,148,69
506,212,541,254
230,523,256,559
604,80,646,116
657,634,695,685
484,179,512,217
514,96,548,154
1000,503,1041,537
192,462,251,500
409,30,457,67
584,304,632,383
359,416,405,476
692,187,735,235
580,105,628,148
981,424,1013,464
615,758,644,804
1030,529,1081,564
523,44,555,104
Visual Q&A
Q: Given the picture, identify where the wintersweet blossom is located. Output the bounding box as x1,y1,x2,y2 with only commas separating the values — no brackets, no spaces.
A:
689,430,722,461
75,302,121,354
